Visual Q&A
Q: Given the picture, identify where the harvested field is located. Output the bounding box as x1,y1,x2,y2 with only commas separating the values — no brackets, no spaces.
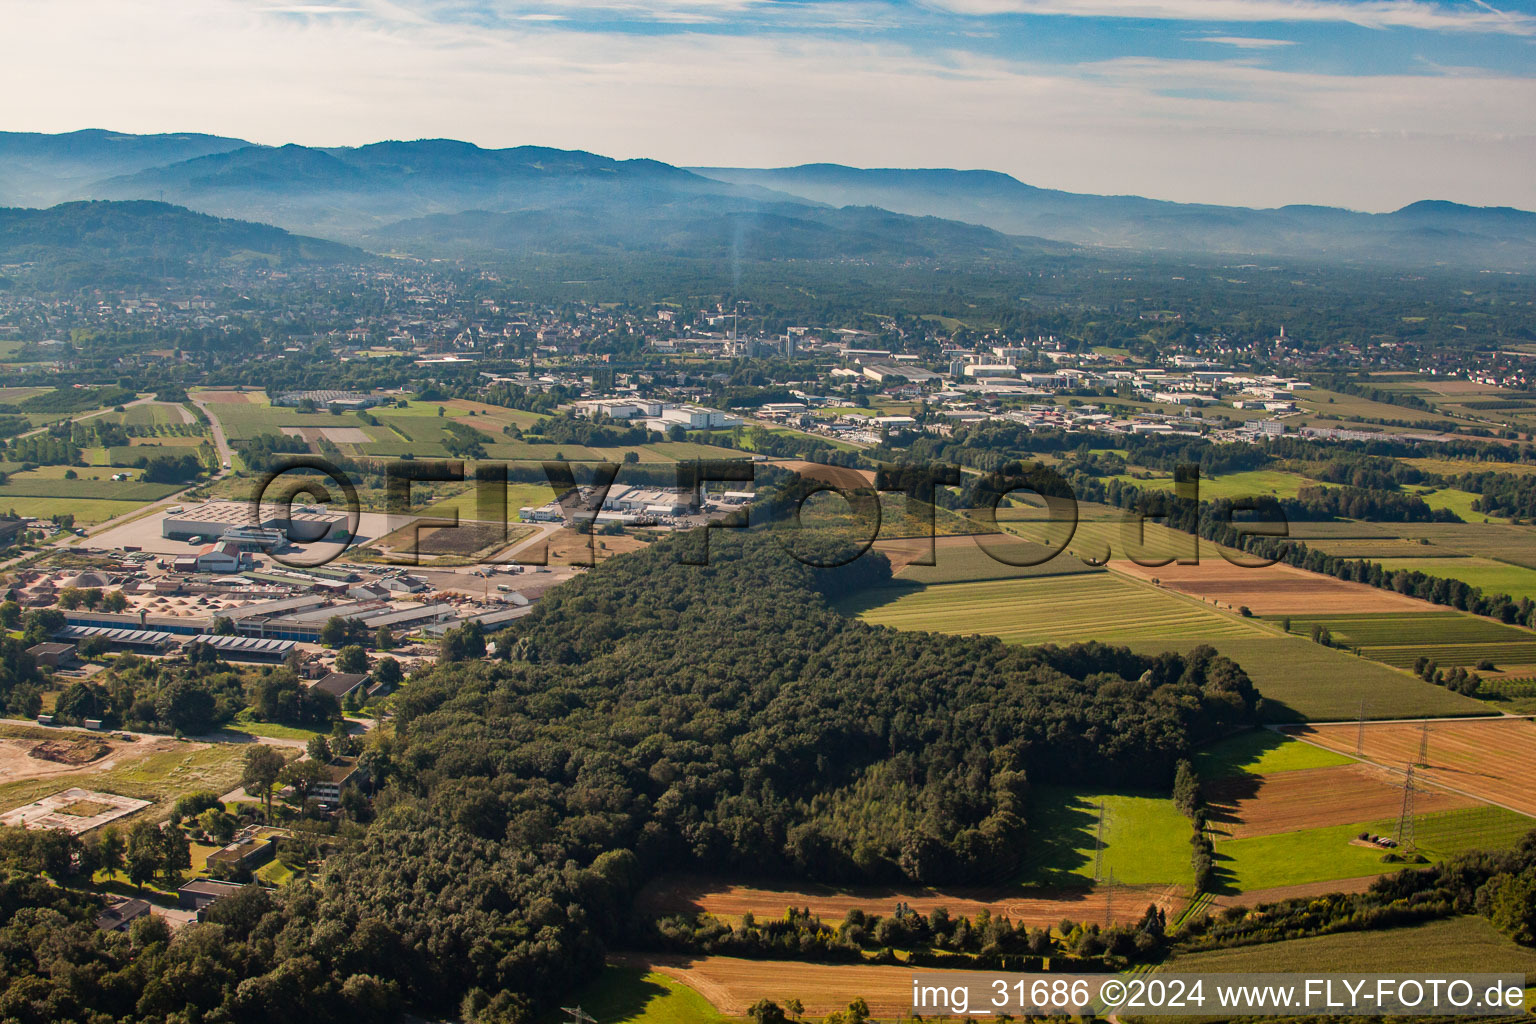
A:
1285,717,1536,817
1111,558,1430,615
195,390,253,404
620,954,1034,1018
1204,763,1475,839
636,876,1186,930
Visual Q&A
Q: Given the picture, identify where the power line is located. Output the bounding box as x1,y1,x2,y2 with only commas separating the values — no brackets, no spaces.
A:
1395,765,1417,852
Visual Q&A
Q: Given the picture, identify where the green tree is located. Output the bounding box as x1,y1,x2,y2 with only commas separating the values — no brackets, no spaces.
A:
280,758,323,802
241,745,286,817
125,821,162,891
0,600,21,627
1172,759,1200,819
374,625,395,651
372,656,402,688
102,590,128,613
750,999,787,1024
92,827,125,879
306,734,332,763
197,807,238,845
336,644,369,674
158,824,191,884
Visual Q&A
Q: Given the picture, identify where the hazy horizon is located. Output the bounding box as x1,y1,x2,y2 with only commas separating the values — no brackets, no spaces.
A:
2,0,1534,214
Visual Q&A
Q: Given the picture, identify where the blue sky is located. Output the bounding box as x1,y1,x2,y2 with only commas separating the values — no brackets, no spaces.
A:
2,0,1534,210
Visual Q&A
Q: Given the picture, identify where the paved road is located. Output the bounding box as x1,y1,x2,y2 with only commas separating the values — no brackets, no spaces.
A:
187,392,235,472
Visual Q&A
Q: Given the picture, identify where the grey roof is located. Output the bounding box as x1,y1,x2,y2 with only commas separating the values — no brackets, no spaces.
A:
57,625,176,647
314,672,367,697
191,634,298,656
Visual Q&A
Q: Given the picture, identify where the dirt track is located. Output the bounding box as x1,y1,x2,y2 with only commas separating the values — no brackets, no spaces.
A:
1286,718,1536,817
1204,763,1474,838
637,875,1186,928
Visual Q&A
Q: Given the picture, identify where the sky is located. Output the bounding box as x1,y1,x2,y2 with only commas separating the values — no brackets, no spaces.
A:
2,0,1534,211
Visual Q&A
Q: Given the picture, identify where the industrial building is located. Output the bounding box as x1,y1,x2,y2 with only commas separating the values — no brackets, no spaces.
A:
161,501,345,544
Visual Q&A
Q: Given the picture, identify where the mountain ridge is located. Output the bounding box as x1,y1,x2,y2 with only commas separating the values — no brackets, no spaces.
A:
0,131,1531,269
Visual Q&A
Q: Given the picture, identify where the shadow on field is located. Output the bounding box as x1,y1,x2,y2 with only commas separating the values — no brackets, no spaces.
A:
1016,793,1100,888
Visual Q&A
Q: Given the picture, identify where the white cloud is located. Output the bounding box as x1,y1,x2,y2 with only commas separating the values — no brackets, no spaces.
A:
0,0,1532,211
922,0,1536,35
1195,33,1298,45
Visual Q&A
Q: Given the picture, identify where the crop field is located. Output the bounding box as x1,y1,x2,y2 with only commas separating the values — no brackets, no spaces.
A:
420,482,556,520
1124,637,1488,721
1171,916,1536,977
841,573,1267,646
1195,730,1356,779
637,876,1186,929
877,534,1105,585
1274,611,1536,669
1370,556,1536,601
1212,818,1419,892
110,403,188,427
1108,469,1315,501
1410,486,1503,523
0,496,151,524
643,440,748,461
1285,717,1536,817
626,953,1015,1018
0,474,183,501
1203,763,1474,839
1296,537,1467,559
1021,787,1193,887
562,964,721,1024
1111,557,1430,616
1278,611,1534,647
1384,522,1536,569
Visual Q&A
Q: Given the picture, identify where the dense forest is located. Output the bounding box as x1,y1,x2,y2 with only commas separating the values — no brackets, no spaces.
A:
0,527,1260,1022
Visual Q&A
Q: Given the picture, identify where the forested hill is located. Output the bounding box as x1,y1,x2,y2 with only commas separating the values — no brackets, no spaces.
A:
0,200,364,286
0,528,1260,1021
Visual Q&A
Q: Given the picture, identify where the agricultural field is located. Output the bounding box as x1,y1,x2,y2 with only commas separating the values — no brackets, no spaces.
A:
1194,730,1355,779
1107,469,1315,502
875,534,1104,585
1111,556,1430,616
419,481,556,520
1386,522,1536,569
0,471,183,502
1274,612,1536,669
1171,916,1536,977
556,964,721,1024
839,572,1268,646
1286,717,1536,817
0,496,153,524
1203,763,1474,840
1020,787,1193,887
1370,556,1536,601
624,953,1008,1019
636,876,1184,930
1128,637,1488,722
